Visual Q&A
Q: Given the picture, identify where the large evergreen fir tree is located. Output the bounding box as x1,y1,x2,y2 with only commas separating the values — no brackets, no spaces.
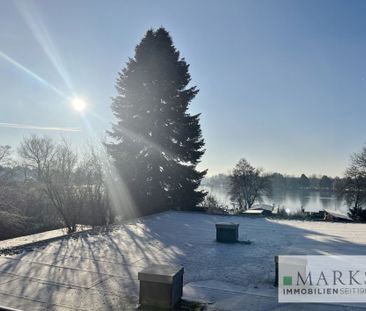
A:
107,27,206,215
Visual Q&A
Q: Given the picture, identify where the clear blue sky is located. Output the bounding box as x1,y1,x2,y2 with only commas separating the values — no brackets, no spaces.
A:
1,0,366,177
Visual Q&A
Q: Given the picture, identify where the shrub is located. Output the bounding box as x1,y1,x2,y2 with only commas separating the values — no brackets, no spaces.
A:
200,194,228,214
0,211,30,240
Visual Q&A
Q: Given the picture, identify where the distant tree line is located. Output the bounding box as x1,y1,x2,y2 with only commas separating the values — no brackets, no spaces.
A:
203,171,339,193
268,173,338,191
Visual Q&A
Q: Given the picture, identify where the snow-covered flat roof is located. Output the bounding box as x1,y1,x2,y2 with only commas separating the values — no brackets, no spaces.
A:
0,211,365,310
323,208,353,221
242,209,264,214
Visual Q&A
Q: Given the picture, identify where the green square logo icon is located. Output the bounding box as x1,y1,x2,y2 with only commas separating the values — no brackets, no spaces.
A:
283,276,292,286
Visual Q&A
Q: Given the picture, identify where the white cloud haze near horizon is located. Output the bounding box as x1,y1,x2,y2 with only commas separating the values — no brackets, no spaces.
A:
0,122,80,132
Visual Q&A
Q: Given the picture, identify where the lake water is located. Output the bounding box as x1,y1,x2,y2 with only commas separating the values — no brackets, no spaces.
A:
202,185,349,214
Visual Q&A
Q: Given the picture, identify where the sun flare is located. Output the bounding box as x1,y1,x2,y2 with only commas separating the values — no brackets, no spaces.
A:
71,97,87,112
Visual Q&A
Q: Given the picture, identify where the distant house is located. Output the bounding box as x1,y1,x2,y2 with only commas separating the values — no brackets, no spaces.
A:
242,209,266,216
303,209,325,220
323,209,353,222
250,203,273,211
244,204,274,216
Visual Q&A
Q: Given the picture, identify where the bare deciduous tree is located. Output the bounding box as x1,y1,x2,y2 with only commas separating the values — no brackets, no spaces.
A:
43,139,80,233
0,145,36,239
19,136,80,232
18,135,55,181
229,158,271,211
0,145,11,166
75,146,113,227
18,135,112,233
0,145,16,212
339,146,366,221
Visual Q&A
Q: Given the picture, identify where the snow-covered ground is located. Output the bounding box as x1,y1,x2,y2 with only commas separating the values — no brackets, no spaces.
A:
0,211,366,310
0,226,90,250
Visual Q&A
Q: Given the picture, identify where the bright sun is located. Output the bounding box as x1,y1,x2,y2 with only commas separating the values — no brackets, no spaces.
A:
71,97,87,112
